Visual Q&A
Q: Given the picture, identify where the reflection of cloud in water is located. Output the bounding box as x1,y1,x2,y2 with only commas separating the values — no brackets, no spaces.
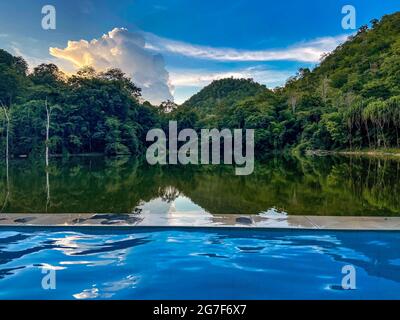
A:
138,198,172,215
73,287,99,299
53,234,83,254
259,208,288,217
60,261,92,265
73,275,139,299
138,195,214,226
39,263,66,271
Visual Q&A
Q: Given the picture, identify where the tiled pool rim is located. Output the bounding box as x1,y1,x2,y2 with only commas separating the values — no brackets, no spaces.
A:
1,213,400,230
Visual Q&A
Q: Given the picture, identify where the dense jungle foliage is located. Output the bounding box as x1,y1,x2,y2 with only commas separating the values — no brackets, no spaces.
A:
1,12,399,158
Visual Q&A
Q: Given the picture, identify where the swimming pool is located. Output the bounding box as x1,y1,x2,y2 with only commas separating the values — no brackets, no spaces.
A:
0,227,399,300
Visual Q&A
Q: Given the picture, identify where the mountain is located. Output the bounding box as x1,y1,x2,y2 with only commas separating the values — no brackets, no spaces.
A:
174,11,400,153
284,11,400,100
182,78,269,111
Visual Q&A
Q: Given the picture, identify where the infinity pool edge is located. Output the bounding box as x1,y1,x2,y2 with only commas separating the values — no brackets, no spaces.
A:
0,214,400,230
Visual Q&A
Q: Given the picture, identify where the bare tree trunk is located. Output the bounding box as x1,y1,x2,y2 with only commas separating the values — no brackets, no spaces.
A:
45,99,50,167
0,169,9,213
1,102,10,213
347,119,353,150
289,95,297,114
44,99,52,212
5,114,9,170
379,122,387,149
321,76,329,103
46,170,50,213
364,121,371,149
1,103,9,166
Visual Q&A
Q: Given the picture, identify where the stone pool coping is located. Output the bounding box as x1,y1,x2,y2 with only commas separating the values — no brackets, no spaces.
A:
0,213,400,230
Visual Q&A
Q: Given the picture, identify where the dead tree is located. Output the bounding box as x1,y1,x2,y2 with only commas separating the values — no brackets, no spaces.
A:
0,101,10,167
45,98,51,167
0,101,10,213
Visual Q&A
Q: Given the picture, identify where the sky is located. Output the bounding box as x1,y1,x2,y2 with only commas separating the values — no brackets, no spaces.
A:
0,0,399,104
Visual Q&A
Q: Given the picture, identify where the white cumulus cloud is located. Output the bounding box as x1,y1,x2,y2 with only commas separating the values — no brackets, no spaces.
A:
50,28,174,105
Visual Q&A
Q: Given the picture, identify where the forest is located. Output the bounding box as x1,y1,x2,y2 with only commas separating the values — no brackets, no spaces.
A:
1,12,399,158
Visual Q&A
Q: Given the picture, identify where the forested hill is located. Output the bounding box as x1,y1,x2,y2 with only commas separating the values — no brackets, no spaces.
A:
0,57,160,157
284,11,400,101
1,11,399,158
183,78,268,111
174,11,400,152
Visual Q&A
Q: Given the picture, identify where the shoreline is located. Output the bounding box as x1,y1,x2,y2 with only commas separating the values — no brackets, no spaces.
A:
306,149,400,158
9,148,400,160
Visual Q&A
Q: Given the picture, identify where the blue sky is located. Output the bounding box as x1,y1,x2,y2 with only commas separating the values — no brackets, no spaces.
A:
0,0,399,103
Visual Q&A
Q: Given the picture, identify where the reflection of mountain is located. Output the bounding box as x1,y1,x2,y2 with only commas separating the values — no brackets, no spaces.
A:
0,155,400,215
158,186,180,203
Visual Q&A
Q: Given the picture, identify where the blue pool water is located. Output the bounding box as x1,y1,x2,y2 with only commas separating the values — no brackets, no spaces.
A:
0,227,399,300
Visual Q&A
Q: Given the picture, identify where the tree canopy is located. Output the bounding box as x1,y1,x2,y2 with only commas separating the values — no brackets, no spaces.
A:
1,12,399,159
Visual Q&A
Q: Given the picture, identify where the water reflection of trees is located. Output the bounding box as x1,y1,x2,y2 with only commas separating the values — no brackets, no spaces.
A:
0,155,399,215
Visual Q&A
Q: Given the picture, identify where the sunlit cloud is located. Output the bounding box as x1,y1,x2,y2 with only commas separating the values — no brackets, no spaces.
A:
50,28,174,105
